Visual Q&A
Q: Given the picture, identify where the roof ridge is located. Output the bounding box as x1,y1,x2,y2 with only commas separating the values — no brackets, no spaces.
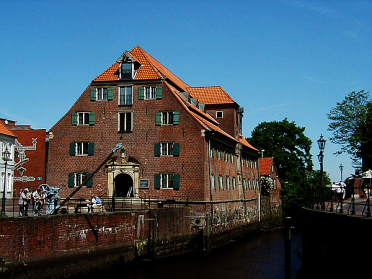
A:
133,46,189,91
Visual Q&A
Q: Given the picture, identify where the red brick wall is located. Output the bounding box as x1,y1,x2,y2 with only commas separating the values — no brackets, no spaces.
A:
0,208,191,264
47,83,207,201
7,127,47,196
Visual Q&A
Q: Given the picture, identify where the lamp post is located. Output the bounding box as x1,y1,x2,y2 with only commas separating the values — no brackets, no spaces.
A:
339,163,344,182
317,135,326,211
1,147,11,216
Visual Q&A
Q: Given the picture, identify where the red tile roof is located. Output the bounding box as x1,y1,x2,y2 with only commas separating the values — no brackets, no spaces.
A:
239,134,259,151
187,86,235,105
93,46,190,91
259,157,273,175
0,121,17,138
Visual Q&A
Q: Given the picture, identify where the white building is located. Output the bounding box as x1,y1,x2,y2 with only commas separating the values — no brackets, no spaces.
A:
0,120,16,199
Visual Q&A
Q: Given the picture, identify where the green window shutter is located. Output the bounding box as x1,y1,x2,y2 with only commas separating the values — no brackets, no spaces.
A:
154,174,161,189
88,143,94,156
154,143,161,157
107,88,114,100
89,112,95,125
173,174,180,189
68,173,75,187
90,88,96,101
155,112,162,126
87,173,93,187
173,143,180,156
173,111,180,125
138,87,144,100
72,113,78,126
156,86,162,99
70,143,76,156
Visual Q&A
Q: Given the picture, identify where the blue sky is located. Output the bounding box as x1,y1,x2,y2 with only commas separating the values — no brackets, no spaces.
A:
1,0,371,182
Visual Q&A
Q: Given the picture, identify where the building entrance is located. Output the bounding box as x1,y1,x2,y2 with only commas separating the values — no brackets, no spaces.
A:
114,173,134,197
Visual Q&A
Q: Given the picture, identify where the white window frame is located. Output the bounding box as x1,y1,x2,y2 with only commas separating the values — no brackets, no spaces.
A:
119,86,133,105
118,111,133,133
96,88,108,100
160,173,174,189
75,142,89,156
145,86,157,100
216,111,223,118
161,111,174,125
74,173,88,187
77,112,90,125
160,142,174,156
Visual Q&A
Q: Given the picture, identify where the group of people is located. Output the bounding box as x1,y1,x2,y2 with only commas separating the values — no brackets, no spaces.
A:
18,187,46,216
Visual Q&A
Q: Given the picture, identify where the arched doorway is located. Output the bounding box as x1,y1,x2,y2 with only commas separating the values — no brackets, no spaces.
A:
114,173,134,197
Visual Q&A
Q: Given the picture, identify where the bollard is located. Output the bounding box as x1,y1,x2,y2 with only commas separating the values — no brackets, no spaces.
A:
284,217,291,279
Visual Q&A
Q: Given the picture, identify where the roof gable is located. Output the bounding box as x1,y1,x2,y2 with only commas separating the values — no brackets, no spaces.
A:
259,157,274,175
92,46,190,91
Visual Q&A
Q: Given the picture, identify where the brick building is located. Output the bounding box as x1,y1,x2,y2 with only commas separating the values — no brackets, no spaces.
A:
1,119,48,196
47,46,260,210
0,121,16,199
259,157,281,206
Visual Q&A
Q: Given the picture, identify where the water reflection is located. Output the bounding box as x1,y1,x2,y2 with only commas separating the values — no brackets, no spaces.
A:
106,230,286,279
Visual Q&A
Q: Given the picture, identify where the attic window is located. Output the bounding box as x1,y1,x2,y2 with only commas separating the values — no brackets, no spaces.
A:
120,62,133,79
216,111,223,118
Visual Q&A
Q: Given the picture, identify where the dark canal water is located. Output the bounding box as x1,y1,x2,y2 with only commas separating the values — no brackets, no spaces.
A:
99,230,302,279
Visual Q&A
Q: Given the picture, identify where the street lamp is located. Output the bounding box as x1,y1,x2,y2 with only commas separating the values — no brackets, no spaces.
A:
1,147,11,216
317,135,326,211
339,163,344,182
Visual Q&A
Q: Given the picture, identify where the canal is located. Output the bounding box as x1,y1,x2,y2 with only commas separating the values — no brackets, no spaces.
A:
91,229,302,279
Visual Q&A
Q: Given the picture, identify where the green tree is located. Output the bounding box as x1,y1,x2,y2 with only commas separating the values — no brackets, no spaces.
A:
248,118,313,183
327,90,371,170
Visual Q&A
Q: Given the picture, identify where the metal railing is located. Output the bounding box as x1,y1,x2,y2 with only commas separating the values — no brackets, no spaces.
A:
305,185,372,217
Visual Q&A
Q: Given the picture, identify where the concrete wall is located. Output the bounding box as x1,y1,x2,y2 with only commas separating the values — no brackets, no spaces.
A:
300,209,372,278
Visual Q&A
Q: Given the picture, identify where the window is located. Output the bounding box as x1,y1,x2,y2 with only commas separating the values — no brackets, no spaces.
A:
232,177,236,190
216,111,223,118
211,174,216,190
72,112,95,125
120,62,133,79
155,142,180,157
219,175,223,190
70,142,94,156
242,178,247,190
226,176,230,190
155,111,180,125
119,86,133,105
90,88,113,101
118,112,132,132
68,173,93,187
139,86,162,100
154,173,180,189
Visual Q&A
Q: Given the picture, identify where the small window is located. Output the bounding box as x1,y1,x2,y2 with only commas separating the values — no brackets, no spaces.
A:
219,175,223,190
72,112,95,125
90,88,113,101
232,177,236,190
154,173,180,189
97,88,108,100
121,62,133,79
155,111,180,125
119,86,133,105
68,173,93,187
216,111,223,118
226,176,230,190
118,112,133,132
70,142,94,156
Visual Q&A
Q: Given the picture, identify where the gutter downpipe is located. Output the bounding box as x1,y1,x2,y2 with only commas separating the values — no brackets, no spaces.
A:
207,134,214,222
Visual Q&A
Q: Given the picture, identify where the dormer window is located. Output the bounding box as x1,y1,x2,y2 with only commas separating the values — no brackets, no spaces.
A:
120,62,133,79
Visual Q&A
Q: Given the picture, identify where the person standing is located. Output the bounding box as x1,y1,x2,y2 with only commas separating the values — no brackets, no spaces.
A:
20,188,31,216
